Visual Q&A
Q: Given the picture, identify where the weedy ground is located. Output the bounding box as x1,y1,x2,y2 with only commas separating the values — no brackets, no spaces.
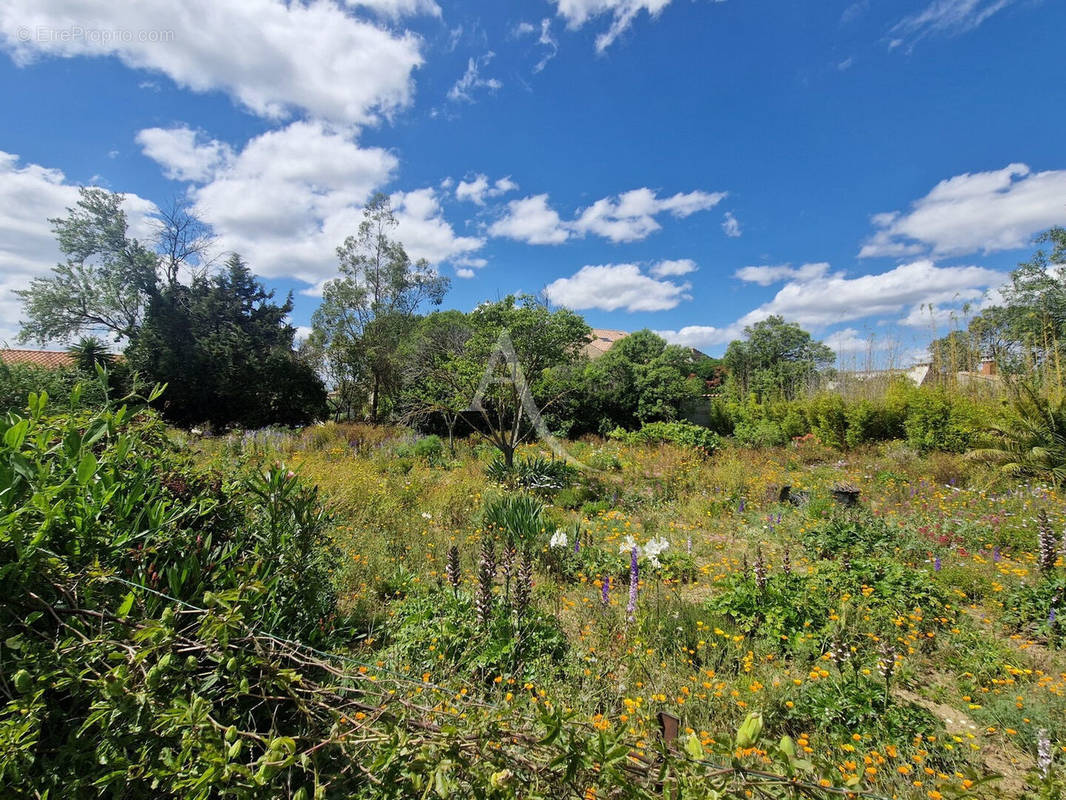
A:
199,423,1066,799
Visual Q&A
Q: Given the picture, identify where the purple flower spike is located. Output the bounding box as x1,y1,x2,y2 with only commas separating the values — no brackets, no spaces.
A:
626,546,639,622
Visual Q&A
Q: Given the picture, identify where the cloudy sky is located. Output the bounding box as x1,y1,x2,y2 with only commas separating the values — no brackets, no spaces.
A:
1,0,1064,361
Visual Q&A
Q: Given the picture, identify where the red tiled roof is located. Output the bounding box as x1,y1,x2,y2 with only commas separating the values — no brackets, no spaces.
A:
0,349,75,369
583,328,628,359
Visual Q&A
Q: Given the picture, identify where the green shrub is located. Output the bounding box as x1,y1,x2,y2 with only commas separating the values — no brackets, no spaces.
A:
0,363,106,413
612,420,720,453
553,484,594,509
806,393,847,449
410,434,445,463
0,389,344,797
483,493,546,548
1003,574,1066,646
903,387,979,453
385,590,568,684
486,455,576,491
733,417,789,448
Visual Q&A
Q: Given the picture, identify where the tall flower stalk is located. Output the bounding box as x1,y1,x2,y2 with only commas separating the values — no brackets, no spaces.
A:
446,545,461,595
1039,510,1057,573
515,550,532,620
626,546,638,623
476,537,496,628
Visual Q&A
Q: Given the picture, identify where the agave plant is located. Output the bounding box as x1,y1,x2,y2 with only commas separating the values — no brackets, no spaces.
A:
483,493,545,548
970,384,1066,486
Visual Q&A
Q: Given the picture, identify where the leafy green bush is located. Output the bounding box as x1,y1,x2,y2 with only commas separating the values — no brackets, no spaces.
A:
0,388,346,797
709,552,948,657
773,675,946,742
610,420,719,453
800,513,901,559
385,590,568,684
904,388,977,453
1003,574,1066,646
733,417,790,448
396,434,445,464
0,362,106,413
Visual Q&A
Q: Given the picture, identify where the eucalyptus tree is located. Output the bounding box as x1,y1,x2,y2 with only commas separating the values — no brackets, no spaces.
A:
311,193,449,419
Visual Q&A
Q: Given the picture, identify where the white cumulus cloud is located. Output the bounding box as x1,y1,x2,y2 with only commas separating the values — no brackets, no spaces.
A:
141,121,481,286
735,260,1003,329
655,324,740,350
490,187,725,245
455,174,518,205
860,163,1066,258
544,263,691,312
0,0,424,125
136,126,233,182
488,194,570,244
650,258,697,277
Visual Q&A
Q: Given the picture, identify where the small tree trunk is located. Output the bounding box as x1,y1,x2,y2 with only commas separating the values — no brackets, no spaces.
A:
446,416,457,457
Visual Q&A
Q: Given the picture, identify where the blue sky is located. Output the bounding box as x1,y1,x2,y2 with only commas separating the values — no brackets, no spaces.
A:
1,0,1065,362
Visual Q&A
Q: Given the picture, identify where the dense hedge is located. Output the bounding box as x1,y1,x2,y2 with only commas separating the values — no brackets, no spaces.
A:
706,380,986,452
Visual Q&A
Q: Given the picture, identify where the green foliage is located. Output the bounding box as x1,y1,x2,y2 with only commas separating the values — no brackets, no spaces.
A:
15,187,160,343
799,513,901,559
709,546,948,657
903,387,976,453
128,254,327,429
396,434,446,465
568,329,704,434
0,362,106,413
486,454,577,492
774,674,946,741
0,391,343,797
311,193,450,420
610,420,719,453
384,590,568,684
971,385,1066,485
1003,574,1066,646
483,493,547,548
724,315,835,401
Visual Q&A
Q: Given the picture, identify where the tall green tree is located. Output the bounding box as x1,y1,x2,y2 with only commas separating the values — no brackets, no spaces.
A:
311,194,449,420
461,296,590,466
16,188,162,344
724,315,834,401
127,254,327,428
399,310,478,454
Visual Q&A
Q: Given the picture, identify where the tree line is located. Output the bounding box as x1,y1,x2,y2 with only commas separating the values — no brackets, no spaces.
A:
14,187,945,441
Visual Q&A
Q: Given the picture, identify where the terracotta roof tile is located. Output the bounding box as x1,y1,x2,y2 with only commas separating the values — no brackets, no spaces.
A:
0,349,75,369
